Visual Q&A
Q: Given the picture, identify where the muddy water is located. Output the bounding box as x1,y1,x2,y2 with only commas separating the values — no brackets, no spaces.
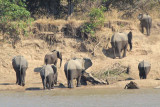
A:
0,88,160,107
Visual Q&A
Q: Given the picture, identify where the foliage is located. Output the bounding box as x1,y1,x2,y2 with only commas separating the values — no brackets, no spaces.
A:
0,0,30,21
82,6,106,36
0,0,33,38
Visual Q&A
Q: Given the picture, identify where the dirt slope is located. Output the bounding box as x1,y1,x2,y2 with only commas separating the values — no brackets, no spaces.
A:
0,18,160,91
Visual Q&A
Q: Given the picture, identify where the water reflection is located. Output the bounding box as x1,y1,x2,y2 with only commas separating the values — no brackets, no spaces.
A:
0,88,160,107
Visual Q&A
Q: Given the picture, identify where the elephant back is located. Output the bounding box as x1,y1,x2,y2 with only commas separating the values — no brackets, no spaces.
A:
142,14,151,20
40,64,54,77
12,56,28,68
138,61,151,77
66,59,83,71
111,32,128,43
44,53,57,64
138,60,151,68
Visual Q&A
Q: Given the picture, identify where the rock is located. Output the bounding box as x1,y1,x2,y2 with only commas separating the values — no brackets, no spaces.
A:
81,71,109,85
124,81,139,89
58,83,66,88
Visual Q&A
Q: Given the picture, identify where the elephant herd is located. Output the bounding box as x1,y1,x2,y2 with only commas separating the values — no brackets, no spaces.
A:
11,13,152,89
12,50,93,89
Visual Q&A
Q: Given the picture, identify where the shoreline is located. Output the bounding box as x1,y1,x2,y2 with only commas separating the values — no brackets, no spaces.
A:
0,79,159,91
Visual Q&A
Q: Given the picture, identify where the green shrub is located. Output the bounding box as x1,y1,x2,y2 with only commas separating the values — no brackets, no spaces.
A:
82,6,106,36
0,0,32,37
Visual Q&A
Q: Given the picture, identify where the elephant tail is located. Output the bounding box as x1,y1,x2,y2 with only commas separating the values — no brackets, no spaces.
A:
44,69,47,89
19,56,22,85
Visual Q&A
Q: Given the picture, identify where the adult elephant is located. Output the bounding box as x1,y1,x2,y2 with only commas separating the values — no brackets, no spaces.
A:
40,64,57,90
64,58,92,88
12,55,28,86
138,13,152,36
44,50,62,67
111,31,132,59
138,60,151,79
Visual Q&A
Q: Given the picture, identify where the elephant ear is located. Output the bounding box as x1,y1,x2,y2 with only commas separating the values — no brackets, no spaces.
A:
57,51,62,59
83,58,92,70
138,13,143,20
57,51,62,67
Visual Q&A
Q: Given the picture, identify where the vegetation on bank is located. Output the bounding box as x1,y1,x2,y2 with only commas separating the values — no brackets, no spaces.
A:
0,0,33,43
0,0,159,40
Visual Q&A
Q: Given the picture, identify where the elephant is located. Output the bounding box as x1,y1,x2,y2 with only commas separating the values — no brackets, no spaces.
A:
12,55,28,86
111,31,132,59
40,64,57,90
138,60,151,79
64,58,92,88
138,13,152,36
44,50,62,67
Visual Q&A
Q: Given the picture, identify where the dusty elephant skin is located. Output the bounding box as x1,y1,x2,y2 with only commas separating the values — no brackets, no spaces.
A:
40,64,57,90
44,50,62,67
111,31,132,59
64,58,92,88
138,13,152,36
138,60,151,79
12,56,28,86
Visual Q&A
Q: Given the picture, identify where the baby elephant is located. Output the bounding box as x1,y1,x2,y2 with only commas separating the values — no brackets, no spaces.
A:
12,55,28,86
138,60,151,79
40,64,57,90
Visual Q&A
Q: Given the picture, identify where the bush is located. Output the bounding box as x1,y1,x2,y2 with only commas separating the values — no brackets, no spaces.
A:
0,0,33,38
82,6,105,36
0,0,30,21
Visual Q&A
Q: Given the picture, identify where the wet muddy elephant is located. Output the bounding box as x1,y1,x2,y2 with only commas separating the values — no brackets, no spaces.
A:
138,13,152,36
12,55,28,86
138,60,151,79
64,58,92,88
111,31,132,59
40,64,57,90
44,50,62,67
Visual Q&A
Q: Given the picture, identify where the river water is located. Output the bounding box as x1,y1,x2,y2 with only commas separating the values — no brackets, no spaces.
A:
0,88,160,107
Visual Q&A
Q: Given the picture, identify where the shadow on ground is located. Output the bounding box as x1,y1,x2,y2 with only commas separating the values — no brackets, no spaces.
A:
25,87,42,91
102,48,115,59
0,83,15,85
34,67,42,73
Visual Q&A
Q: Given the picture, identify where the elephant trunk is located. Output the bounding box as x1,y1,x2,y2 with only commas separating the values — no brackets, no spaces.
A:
60,58,62,67
58,52,62,67
127,31,132,51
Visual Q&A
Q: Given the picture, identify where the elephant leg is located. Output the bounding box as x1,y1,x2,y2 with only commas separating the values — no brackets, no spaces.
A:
16,71,19,84
123,44,128,57
76,76,81,87
141,26,144,33
48,81,51,90
146,27,149,36
68,80,73,88
51,81,54,89
42,76,46,90
54,72,58,85
21,68,26,86
17,70,22,86
139,68,146,79
143,73,146,79
116,42,122,59
54,60,57,67
112,47,116,59
117,47,122,59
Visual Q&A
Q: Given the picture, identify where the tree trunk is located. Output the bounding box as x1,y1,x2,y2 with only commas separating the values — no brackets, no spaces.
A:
68,0,74,17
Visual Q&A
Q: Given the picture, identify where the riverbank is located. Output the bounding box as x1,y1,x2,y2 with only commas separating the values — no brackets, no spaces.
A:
0,79,160,91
